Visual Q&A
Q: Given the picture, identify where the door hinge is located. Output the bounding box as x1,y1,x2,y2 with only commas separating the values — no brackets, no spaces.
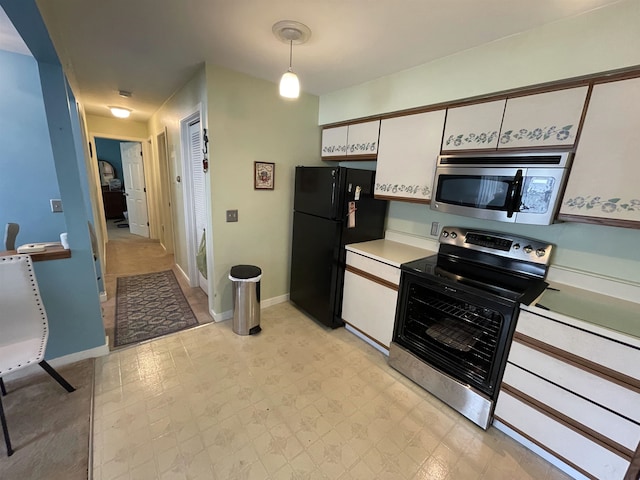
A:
144,187,146,192
147,222,149,226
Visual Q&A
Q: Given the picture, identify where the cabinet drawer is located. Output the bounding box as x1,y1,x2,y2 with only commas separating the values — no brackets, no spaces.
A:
503,363,640,452
345,251,400,285
516,310,640,381
495,390,630,480
508,341,640,424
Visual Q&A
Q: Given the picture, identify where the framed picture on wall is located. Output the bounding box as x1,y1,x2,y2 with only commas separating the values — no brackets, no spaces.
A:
254,162,275,190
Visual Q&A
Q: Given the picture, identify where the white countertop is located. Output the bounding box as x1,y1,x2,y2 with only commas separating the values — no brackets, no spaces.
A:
345,239,436,267
526,282,640,341
347,233,639,341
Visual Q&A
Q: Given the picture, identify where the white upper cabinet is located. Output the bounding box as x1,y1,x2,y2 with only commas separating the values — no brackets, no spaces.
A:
321,120,380,159
560,77,640,226
498,86,588,149
442,100,505,151
375,110,446,202
321,125,348,157
346,120,380,157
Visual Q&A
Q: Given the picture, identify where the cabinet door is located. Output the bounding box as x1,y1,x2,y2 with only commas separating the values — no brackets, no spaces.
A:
560,77,640,225
342,270,398,349
498,86,588,149
375,110,446,202
442,100,505,151
321,125,348,158
346,120,380,157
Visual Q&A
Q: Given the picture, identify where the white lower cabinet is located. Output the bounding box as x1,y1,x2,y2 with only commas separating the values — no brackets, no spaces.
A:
342,250,401,350
342,270,398,349
495,309,640,479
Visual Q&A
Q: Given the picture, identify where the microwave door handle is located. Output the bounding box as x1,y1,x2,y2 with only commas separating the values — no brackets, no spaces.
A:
507,169,524,218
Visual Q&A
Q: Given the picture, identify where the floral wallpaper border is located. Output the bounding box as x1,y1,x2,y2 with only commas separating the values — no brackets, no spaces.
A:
375,183,430,198
563,195,640,214
500,125,574,145
322,144,347,155
445,131,498,148
349,142,377,154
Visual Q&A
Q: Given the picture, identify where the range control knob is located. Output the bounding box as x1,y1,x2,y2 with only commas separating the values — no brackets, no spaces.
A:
450,232,457,239
536,248,547,257
523,245,533,254
441,231,449,237
513,243,520,250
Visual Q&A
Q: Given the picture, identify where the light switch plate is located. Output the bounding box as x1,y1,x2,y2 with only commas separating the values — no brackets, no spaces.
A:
50,199,63,213
226,210,238,222
430,222,439,236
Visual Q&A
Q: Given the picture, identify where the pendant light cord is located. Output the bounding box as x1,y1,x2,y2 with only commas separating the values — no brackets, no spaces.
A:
288,40,293,71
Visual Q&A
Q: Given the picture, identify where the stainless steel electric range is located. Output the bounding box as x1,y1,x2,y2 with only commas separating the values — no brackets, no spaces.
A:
389,226,553,429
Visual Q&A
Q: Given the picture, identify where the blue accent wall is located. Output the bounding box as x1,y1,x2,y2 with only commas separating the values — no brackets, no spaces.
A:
0,49,66,244
2,0,106,359
95,137,124,183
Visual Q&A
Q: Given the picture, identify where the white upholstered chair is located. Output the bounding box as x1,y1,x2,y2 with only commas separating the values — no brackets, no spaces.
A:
0,254,75,456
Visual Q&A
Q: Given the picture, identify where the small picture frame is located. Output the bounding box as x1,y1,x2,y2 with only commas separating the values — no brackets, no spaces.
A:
254,162,275,190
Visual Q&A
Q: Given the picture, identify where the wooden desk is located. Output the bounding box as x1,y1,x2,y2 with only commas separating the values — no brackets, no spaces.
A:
0,244,71,262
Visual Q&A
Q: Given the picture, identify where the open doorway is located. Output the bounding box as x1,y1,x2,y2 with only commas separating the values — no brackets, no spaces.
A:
94,137,149,239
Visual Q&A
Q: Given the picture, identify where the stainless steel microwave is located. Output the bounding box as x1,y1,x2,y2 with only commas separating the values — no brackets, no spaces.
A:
431,151,573,225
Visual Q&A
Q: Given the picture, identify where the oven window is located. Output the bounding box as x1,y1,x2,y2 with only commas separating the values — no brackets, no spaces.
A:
436,175,512,210
396,282,507,394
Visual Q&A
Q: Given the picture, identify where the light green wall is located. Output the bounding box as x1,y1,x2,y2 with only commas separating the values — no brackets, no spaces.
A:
206,64,321,314
319,0,640,124
318,0,640,284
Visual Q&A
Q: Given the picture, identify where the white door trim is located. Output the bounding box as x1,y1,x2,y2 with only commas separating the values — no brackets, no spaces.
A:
90,132,155,237
179,104,209,289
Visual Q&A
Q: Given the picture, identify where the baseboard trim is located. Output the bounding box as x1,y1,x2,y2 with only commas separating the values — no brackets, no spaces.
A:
344,324,390,356
175,264,190,284
212,294,290,323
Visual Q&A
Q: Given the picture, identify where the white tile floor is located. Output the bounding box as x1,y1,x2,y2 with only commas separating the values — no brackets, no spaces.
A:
92,302,573,480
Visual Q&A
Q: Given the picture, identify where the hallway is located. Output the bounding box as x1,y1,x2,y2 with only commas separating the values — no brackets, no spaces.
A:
100,220,213,350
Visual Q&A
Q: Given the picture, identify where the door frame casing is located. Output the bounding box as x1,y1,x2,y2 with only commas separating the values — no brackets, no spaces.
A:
90,132,155,238
179,104,213,291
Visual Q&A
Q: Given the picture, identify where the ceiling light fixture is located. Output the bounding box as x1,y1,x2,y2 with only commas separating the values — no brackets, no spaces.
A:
109,106,131,118
272,20,311,99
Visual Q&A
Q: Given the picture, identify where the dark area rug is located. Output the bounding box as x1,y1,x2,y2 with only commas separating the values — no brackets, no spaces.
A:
0,359,94,480
115,270,198,347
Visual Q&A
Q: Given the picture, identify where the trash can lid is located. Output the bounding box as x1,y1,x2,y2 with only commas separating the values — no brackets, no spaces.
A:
229,264,262,280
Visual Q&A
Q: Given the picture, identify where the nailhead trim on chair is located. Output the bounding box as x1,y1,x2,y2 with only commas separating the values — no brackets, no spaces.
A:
0,255,48,375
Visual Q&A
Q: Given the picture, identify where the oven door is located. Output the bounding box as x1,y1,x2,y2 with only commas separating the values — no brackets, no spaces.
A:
392,271,518,398
431,167,565,225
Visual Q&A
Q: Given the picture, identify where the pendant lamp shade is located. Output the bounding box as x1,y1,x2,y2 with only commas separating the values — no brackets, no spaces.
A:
280,68,300,98
273,21,310,100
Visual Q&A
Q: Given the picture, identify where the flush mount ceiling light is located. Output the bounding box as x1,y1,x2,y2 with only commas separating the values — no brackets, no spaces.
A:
272,20,311,99
109,106,131,118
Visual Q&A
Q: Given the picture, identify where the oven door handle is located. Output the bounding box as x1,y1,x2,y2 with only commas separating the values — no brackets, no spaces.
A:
507,169,524,218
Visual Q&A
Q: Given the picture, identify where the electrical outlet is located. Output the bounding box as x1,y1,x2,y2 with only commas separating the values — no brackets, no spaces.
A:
50,199,63,213
226,210,238,222
430,221,440,236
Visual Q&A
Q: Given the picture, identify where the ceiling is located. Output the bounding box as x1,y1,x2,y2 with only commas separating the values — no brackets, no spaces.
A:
2,0,625,122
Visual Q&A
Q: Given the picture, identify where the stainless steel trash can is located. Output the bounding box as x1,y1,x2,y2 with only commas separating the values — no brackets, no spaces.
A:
229,265,262,335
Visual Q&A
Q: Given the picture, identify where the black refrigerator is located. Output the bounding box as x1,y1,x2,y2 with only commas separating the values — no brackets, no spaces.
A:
290,166,388,328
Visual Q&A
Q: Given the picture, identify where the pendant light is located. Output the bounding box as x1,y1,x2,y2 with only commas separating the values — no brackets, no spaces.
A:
273,21,311,99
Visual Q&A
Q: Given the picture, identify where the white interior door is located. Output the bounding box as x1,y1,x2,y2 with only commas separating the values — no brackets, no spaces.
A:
120,142,150,237
188,120,207,292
